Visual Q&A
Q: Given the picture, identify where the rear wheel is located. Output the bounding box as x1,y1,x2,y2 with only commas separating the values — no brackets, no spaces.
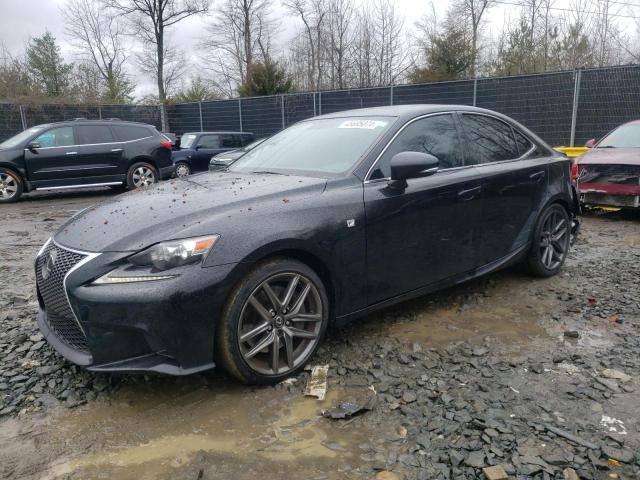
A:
526,203,571,277
216,258,329,384
175,162,191,178
126,162,158,189
0,168,23,203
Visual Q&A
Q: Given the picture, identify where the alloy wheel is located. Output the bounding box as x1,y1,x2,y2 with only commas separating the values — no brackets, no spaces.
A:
132,166,156,188
539,210,569,270
0,173,18,200
237,272,323,376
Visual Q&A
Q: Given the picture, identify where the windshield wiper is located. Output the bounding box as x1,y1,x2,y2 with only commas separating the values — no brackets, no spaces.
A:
597,146,617,149
251,170,287,175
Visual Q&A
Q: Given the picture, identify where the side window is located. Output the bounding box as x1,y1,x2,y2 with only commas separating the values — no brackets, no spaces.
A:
199,135,221,148
372,114,462,179
76,125,115,145
514,129,534,156
220,134,236,148
460,114,519,164
112,125,152,142
34,127,74,147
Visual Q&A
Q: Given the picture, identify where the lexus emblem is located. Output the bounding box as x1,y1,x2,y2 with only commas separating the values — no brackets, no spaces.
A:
42,250,58,280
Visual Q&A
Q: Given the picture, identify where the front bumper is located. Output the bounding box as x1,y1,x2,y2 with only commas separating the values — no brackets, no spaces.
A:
35,241,242,375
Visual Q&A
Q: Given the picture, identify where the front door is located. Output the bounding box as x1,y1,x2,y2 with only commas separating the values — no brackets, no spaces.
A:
364,113,483,305
24,126,78,182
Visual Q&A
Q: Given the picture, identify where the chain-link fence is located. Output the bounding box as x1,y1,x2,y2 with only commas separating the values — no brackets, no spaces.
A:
1,64,639,147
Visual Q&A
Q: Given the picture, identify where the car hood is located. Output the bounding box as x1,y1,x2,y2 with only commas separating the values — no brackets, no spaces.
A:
578,148,640,166
54,172,327,253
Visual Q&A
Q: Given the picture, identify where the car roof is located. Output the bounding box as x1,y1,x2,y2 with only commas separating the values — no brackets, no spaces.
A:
31,119,156,129
312,104,507,122
182,131,254,135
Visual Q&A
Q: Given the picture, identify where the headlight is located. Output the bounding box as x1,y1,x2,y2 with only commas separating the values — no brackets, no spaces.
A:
93,235,219,284
129,235,220,270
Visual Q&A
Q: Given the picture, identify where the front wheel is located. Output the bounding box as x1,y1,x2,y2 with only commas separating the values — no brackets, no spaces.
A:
0,168,23,203
126,162,158,189
526,203,571,277
216,258,329,384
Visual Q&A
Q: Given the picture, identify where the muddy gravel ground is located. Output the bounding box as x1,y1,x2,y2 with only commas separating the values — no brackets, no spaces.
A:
1,189,639,480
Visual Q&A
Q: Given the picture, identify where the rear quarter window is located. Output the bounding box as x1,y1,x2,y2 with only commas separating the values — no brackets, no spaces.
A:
112,125,153,142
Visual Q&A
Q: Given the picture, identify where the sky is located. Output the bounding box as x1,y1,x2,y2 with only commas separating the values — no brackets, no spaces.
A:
0,0,638,98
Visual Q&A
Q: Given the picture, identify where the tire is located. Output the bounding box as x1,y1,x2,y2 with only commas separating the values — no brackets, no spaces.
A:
526,203,571,277
175,162,191,178
126,162,158,189
216,258,329,384
0,168,23,203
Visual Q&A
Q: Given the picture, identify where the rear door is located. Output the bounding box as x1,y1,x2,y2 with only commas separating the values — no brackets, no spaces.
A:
73,124,122,178
364,113,484,304
459,113,548,266
24,126,78,182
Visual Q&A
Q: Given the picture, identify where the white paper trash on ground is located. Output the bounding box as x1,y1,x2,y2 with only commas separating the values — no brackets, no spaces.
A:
305,365,329,400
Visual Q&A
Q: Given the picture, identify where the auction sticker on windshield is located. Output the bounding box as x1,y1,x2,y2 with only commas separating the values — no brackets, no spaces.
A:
339,120,388,129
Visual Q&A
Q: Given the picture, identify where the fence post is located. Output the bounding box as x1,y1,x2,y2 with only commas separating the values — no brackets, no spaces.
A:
318,91,322,115
313,93,317,116
472,78,478,107
570,69,582,148
390,85,394,106
198,101,203,131
19,105,27,130
238,98,243,132
98,104,102,119
281,95,286,129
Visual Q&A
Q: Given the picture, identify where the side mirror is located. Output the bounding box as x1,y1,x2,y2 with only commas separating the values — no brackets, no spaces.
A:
27,142,40,151
585,138,596,148
389,151,439,189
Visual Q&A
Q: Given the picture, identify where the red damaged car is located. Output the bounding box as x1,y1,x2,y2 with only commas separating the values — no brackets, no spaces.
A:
577,120,640,209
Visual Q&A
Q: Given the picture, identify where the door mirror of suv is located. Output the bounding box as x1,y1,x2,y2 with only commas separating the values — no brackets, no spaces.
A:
585,138,597,148
27,142,40,151
389,151,439,189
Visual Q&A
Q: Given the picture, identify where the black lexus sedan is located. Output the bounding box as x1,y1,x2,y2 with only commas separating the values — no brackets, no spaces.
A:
35,105,580,384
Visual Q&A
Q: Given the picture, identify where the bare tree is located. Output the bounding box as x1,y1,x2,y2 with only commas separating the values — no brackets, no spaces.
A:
326,0,355,89
137,41,183,100
283,0,329,90
104,0,209,129
62,0,133,102
203,0,275,95
353,6,373,87
452,0,493,77
371,0,409,85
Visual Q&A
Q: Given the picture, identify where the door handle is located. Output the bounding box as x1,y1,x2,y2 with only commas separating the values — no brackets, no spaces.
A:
529,170,546,182
66,151,78,155
457,185,482,201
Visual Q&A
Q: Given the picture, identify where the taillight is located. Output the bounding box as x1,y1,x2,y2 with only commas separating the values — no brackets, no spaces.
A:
160,140,172,150
571,162,579,181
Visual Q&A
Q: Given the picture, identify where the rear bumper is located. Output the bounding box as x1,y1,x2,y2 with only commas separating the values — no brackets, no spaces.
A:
579,183,640,208
159,164,175,180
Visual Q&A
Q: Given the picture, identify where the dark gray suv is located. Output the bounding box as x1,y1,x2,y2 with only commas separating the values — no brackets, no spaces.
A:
0,119,174,203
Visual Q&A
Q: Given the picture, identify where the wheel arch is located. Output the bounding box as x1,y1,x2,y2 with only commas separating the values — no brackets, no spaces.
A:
223,243,336,323
128,156,158,171
0,164,30,192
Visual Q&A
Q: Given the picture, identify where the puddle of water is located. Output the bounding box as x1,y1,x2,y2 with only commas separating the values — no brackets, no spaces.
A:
40,380,359,480
383,275,550,346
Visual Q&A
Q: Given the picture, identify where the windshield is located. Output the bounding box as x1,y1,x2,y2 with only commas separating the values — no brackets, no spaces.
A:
0,127,45,149
598,124,640,148
229,117,393,176
180,134,197,149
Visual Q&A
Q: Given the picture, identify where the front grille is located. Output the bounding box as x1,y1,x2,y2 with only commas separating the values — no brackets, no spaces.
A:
579,164,640,185
36,242,89,352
